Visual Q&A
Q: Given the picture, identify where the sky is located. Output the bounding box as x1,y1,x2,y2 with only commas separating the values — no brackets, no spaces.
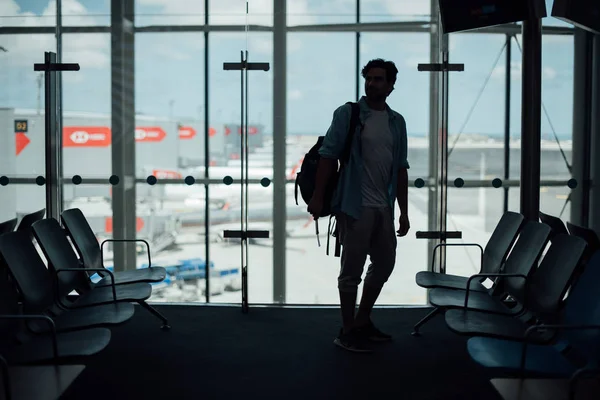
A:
0,0,576,139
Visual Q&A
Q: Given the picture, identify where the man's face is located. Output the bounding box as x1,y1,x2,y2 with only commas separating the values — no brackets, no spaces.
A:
364,67,392,101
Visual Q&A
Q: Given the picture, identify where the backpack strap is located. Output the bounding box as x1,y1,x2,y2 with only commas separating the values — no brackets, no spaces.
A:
334,222,341,257
340,102,360,166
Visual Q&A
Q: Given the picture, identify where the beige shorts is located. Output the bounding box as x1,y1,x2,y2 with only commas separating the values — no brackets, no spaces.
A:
336,206,397,292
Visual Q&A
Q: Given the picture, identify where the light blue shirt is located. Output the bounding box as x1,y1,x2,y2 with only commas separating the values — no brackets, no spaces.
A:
318,96,410,221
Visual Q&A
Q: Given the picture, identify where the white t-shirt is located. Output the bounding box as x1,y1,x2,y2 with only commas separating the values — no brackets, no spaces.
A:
360,109,394,207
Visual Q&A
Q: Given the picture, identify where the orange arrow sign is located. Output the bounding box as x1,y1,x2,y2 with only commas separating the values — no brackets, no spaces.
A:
63,126,111,147
178,126,196,139
135,127,167,142
15,133,30,155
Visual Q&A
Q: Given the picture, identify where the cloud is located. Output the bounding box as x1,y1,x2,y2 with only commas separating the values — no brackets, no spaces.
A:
0,0,109,74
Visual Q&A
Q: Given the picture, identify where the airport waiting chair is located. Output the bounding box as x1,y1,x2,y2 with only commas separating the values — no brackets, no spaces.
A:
566,222,600,262
411,221,552,336
15,209,45,233
0,354,85,400
538,211,569,239
0,219,18,236
489,373,600,400
0,230,134,334
466,250,600,379
31,218,170,330
60,208,167,286
443,233,587,341
0,239,111,365
415,211,524,292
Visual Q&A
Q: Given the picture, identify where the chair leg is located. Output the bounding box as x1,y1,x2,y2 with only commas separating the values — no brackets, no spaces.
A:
411,307,442,336
138,300,171,330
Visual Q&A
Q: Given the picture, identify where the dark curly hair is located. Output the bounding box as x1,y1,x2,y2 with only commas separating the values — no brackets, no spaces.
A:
361,58,398,86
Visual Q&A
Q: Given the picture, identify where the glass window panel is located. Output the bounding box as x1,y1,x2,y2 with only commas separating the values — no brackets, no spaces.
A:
61,0,110,26
135,0,205,26
0,183,46,224
0,0,56,27
360,0,429,23
208,33,273,302
286,33,353,304
448,33,508,182
541,33,573,179
287,0,356,26
135,33,205,177
61,33,110,179
208,182,268,304
209,0,273,26
287,33,354,136
0,34,56,178
208,33,272,171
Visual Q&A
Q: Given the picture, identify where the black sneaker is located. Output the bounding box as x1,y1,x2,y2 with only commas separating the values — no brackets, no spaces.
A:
333,328,372,353
355,322,392,342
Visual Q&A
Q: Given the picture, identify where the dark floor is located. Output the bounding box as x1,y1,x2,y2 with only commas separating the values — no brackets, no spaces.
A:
60,305,503,400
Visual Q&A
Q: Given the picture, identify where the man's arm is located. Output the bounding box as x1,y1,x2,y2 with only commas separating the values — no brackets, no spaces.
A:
396,167,408,216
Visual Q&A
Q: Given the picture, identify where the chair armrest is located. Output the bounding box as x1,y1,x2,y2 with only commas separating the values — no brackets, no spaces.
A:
0,314,58,361
569,366,600,399
520,324,600,377
100,239,151,269
464,273,528,312
0,354,10,400
54,268,116,309
431,243,484,274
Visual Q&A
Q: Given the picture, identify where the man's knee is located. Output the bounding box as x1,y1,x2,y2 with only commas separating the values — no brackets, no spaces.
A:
364,261,395,288
337,275,362,292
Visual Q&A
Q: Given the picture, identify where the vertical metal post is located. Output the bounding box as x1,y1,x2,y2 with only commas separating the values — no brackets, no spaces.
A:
437,33,449,274
44,52,61,221
570,29,593,227
56,0,64,213
272,0,287,303
240,50,248,313
519,18,543,221
355,0,360,101
427,0,441,273
110,0,137,272
504,34,512,213
589,34,600,232
204,0,211,302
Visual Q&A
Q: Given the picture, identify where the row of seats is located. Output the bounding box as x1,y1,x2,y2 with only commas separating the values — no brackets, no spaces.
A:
413,211,600,399
0,208,169,400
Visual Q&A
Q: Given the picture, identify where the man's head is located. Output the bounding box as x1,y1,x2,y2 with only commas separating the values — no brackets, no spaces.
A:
361,58,398,101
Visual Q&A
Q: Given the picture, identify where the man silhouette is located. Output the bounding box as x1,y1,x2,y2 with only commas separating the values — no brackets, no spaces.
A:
307,58,410,353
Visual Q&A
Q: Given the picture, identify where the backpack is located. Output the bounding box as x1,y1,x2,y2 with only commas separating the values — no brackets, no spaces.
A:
294,101,360,257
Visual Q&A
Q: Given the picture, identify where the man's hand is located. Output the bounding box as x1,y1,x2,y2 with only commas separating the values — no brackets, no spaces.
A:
397,214,410,237
307,196,324,220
